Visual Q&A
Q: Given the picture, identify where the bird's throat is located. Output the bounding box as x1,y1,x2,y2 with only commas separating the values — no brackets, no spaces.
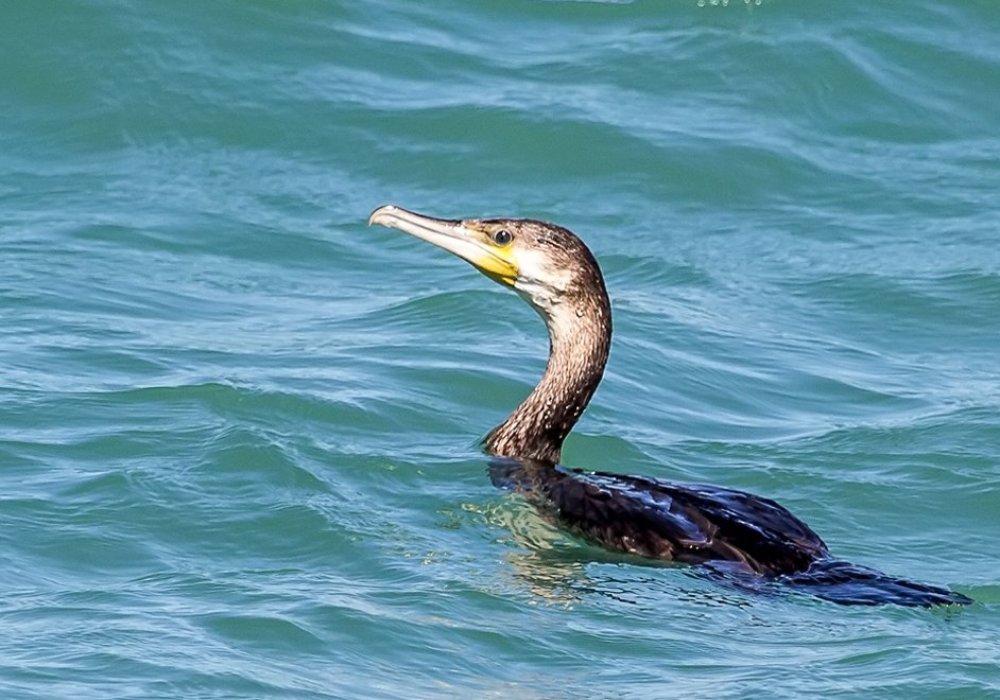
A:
483,295,611,465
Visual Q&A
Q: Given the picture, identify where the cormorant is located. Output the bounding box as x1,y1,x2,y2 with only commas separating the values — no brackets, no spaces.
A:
368,204,971,607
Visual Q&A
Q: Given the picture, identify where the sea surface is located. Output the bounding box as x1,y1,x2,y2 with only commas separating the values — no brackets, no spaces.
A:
2,1,998,698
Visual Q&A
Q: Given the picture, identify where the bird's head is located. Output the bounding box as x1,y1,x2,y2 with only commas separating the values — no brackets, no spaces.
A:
368,205,607,322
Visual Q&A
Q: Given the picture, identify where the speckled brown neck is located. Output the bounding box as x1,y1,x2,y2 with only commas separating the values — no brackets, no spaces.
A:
483,289,611,464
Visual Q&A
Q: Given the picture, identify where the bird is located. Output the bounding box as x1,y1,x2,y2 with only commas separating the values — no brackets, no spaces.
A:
368,204,971,607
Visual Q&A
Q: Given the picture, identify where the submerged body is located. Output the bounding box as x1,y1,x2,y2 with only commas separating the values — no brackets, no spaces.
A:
369,205,970,607
487,458,966,606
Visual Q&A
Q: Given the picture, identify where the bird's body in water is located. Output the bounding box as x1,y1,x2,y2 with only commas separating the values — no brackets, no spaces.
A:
368,205,971,607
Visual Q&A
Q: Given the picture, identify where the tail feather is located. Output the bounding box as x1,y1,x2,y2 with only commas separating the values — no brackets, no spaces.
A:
781,559,972,607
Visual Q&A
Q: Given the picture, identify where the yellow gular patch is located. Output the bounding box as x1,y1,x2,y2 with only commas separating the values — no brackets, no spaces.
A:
474,248,518,286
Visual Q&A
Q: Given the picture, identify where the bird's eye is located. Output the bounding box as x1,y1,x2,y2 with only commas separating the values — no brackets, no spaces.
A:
493,229,513,246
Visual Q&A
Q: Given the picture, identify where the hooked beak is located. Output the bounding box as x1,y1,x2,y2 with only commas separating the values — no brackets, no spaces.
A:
368,205,518,286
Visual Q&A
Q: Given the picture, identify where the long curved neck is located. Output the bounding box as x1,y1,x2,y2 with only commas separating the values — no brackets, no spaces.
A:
484,291,611,465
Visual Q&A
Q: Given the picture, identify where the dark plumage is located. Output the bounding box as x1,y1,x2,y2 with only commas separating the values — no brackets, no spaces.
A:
369,205,971,607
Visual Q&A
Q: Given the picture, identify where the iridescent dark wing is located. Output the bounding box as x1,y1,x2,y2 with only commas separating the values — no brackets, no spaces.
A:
490,458,828,575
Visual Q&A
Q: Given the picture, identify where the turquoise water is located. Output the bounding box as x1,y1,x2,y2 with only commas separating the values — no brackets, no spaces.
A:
2,0,998,697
